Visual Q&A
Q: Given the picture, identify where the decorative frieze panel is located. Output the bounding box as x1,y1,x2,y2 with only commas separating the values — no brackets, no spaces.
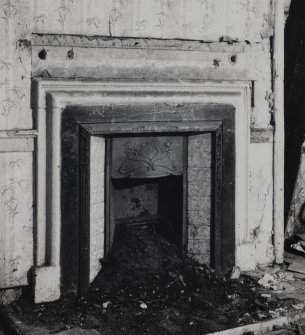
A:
112,136,184,179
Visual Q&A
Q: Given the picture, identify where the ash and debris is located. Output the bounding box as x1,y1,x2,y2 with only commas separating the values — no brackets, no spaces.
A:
4,225,305,335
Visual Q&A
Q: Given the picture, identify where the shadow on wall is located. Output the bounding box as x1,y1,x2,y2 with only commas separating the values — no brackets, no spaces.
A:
284,0,305,224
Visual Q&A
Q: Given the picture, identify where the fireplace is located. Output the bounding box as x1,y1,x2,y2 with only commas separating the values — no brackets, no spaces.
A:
32,79,249,303
74,103,235,295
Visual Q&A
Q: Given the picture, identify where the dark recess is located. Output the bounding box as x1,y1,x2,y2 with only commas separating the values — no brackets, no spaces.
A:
284,0,305,223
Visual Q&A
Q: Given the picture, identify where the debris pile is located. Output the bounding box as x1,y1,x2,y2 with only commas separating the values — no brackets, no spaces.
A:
245,266,298,318
5,225,305,334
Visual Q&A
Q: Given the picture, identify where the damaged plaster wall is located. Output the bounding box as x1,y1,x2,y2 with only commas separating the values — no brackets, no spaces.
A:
0,0,278,290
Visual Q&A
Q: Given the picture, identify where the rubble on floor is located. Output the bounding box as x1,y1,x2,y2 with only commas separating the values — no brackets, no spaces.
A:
3,225,305,334
265,321,305,335
245,264,305,317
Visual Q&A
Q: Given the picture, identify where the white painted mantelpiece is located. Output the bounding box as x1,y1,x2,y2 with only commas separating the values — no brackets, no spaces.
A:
32,78,251,303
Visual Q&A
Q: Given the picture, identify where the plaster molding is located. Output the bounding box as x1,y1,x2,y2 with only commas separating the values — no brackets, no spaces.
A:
33,78,250,303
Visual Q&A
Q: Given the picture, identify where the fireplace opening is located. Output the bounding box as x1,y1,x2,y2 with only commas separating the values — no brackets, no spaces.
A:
106,135,187,254
73,106,236,297
111,175,184,251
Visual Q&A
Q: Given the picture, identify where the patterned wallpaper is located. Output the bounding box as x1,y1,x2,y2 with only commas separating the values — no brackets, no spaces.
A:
0,0,274,288
0,0,31,131
0,0,273,131
32,0,272,41
0,151,33,288
0,0,33,288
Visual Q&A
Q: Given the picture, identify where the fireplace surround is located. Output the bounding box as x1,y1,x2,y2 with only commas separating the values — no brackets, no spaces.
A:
77,106,235,294
32,79,250,303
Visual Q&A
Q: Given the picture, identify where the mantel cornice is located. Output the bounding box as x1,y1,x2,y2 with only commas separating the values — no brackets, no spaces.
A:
33,78,250,110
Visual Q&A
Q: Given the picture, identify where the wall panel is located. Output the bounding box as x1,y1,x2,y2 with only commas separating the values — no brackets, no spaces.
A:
0,146,33,288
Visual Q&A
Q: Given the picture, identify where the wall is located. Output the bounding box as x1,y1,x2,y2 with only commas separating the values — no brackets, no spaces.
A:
0,0,33,289
0,0,277,290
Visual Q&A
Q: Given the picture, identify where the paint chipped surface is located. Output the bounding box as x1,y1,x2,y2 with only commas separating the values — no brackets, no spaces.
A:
236,143,274,270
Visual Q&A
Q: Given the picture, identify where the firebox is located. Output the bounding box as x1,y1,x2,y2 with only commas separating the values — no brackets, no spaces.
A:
108,135,186,252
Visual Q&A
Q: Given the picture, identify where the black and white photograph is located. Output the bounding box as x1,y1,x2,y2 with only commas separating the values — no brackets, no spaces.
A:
0,0,301,334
